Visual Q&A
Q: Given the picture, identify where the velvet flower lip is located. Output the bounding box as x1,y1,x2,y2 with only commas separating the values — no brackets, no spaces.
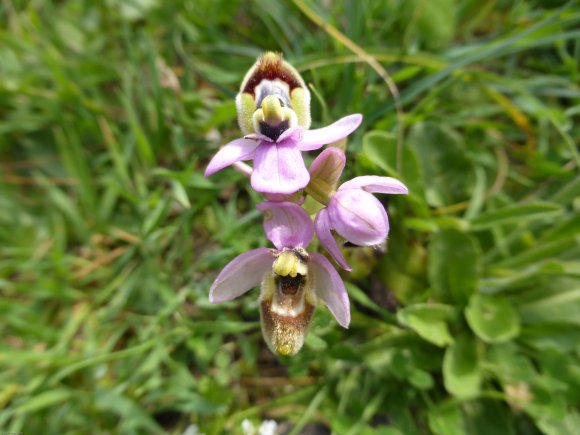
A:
309,148,409,270
204,114,363,195
208,201,350,355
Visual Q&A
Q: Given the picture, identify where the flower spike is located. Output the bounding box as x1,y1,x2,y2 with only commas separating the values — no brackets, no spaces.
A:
207,51,408,355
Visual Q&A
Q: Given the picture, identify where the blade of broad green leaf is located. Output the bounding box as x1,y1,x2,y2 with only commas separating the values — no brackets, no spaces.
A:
408,368,434,390
535,410,580,435
465,294,520,343
397,303,455,347
401,0,456,50
428,402,464,435
407,122,476,208
429,228,479,305
469,202,563,230
487,343,537,385
443,334,481,399
462,399,516,435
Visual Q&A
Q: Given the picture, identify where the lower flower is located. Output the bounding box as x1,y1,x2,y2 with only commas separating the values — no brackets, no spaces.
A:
209,202,349,355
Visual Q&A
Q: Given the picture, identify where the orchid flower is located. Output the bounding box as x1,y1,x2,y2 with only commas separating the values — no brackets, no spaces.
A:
209,201,350,355
204,113,362,195
307,148,409,270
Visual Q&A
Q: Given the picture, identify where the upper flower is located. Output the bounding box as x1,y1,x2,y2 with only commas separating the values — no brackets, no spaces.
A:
209,201,350,355
308,148,409,270
204,113,362,195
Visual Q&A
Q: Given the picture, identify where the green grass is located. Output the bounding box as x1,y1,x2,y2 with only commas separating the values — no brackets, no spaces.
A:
1,0,580,433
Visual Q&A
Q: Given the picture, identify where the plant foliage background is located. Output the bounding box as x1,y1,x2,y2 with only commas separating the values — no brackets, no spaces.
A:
1,0,579,433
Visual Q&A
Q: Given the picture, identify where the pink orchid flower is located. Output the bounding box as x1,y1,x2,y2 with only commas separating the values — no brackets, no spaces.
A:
310,148,409,271
204,114,362,195
209,201,350,330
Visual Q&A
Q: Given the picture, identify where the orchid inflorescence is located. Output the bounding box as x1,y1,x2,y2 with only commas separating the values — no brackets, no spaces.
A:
205,52,408,355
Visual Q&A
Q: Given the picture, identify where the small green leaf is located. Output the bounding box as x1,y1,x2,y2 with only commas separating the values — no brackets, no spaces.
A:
171,181,191,209
429,229,479,305
443,334,481,399
465,294,520,343
305,333,328,351
408,368,434,390
397,304,455,347
428,403,464,435
469,202,562,230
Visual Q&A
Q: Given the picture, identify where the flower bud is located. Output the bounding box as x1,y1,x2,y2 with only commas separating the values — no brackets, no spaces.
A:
328,189,389,246
306,147,346,204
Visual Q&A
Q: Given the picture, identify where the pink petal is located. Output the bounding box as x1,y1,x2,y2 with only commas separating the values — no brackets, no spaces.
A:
314,208,351,271
308,147,346,187
277,127,302,144
298,114,363,151
251,143,310,194
205,138,260,177
328,190,389,246
309,253,350,328
209,248,274,303
256,201,313,250
339,175,408,195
